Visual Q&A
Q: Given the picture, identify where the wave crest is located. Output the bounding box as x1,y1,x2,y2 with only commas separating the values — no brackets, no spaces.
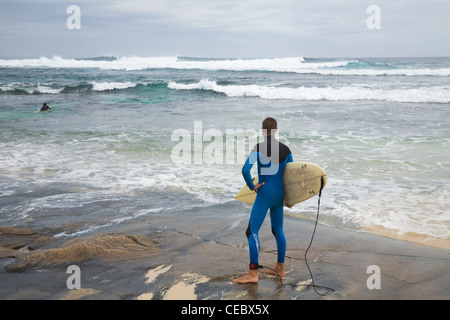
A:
168,79,450,103
3,56,448,75
0,81,140,95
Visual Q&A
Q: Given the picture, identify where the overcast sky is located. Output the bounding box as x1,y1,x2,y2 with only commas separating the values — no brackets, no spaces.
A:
0,0,449,58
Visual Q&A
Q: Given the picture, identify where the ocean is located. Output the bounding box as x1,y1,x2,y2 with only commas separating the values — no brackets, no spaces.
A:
0,56,449,247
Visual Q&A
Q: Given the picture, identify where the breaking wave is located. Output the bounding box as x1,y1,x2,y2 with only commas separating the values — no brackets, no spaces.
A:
1,56,449,76
167,79,450,103
0,81,141,95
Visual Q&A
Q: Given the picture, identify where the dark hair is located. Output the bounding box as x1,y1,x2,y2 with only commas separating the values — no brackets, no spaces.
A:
262,117,277,135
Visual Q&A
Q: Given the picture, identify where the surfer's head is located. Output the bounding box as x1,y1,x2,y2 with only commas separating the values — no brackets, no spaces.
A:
262,117,277,136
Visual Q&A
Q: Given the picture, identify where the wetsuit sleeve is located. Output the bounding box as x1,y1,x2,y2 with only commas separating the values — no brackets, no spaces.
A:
242,151,257,190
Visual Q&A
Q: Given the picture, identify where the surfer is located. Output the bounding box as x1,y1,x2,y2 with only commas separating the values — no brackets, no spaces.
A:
233,117,294,284
39,103,51,112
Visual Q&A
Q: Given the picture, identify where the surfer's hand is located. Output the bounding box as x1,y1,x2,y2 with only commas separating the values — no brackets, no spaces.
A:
253,182,265,193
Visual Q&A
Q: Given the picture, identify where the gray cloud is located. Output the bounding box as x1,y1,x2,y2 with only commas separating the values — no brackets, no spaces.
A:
0,0,449,58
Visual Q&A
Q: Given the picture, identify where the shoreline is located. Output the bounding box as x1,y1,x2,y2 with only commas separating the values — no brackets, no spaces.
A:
1,204,449,300
284,211,450,251
365,225,450,251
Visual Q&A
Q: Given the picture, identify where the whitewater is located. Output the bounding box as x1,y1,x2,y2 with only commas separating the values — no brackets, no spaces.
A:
167,79,450,103
1,55,450,75
0,55,449,248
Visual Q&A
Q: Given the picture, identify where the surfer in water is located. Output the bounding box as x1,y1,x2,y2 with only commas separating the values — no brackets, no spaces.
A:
233,117,294,284
38,103,51,112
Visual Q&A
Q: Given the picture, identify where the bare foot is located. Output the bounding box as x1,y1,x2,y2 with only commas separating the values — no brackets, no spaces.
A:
232,270,258,284
260,263,285,277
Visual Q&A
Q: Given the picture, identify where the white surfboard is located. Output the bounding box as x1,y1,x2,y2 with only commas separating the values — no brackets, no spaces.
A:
234,162,327,205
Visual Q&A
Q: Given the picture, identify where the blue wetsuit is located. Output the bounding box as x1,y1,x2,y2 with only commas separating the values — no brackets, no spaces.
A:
242,137,293,269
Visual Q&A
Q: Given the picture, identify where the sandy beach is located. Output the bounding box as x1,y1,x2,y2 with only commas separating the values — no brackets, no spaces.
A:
1,202,448,302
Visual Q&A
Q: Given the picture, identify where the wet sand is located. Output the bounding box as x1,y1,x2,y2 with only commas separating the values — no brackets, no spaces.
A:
0,203,449,301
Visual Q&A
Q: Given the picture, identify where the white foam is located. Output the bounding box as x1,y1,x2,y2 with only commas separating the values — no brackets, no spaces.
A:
0,56,306,71
1,81,140,94
301,67,450,77
90,81,137,91
168,79,450,103
2,104,448,240
36,83,61,94
288,172,450,241
342,187,450,240
2,56,448,75
0,82,63,94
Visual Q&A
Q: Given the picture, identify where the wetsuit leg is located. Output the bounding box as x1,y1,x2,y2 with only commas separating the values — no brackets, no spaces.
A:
270,204,286,263
246,196,269,268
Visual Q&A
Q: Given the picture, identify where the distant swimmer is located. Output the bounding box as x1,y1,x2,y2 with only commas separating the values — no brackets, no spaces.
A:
35,103,52,113
40,103,51,112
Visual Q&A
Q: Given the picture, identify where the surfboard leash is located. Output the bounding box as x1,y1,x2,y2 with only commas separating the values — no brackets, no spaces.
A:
302,175,335,296
259,175,335,296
